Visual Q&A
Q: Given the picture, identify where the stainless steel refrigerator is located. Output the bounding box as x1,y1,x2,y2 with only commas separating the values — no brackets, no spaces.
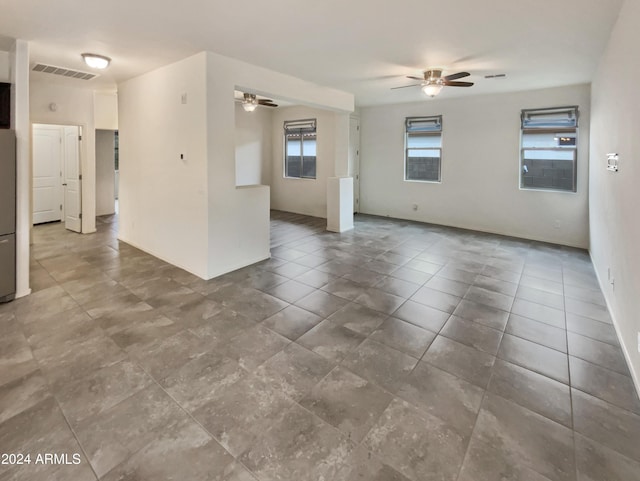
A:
0,130,16,303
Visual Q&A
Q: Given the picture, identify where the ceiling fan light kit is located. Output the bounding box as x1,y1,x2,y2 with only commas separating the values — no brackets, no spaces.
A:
239,92,278,111
241,97,259,112
422,83,444,97
242,103,258,112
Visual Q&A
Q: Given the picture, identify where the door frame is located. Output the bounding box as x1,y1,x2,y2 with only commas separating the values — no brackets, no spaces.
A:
348,116,360,213
62,125,82,232
31,123,64,224
30,121,84,232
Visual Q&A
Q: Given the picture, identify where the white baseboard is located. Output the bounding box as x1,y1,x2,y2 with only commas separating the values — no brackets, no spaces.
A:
117,235,208,280
15,288,31,299
117,235,270,281
206,253,271,280
589,250,640,398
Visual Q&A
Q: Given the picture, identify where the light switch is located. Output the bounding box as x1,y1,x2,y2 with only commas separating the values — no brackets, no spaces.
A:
607,153,619,172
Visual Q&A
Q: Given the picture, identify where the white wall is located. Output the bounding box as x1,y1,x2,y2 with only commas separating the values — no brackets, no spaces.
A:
589,0,640,391
94,91,118,130
360,84,591,248
118,50,353,280
0,51,9,82
95,130,115,216
30,81,97,233
204,51,353,278
118,53,210,278
271,106,339,218
235,102,272,186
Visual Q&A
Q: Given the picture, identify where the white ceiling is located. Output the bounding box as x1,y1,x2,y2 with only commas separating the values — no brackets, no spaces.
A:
1,0,624,106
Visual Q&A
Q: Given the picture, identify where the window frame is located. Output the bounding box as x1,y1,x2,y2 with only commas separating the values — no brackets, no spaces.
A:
404,115,443,183
283,118,317,180
519,106,579,193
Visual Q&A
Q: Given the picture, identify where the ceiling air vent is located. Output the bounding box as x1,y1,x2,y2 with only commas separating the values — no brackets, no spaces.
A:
32,63,98,81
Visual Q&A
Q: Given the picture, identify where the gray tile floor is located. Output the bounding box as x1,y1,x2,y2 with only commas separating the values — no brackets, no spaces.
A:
1,210,640,480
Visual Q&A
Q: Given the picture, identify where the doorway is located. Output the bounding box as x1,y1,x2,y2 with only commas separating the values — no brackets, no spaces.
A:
348,117,360,213
95,129,118,216
32,124,82,232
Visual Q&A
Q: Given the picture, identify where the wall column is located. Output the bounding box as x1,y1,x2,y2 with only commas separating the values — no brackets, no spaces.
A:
11,39,30,298
327,112,354,232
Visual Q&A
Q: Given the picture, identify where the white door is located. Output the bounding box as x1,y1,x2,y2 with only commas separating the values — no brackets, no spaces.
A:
32,125,63,224
63,126,82,233
348,117,360,213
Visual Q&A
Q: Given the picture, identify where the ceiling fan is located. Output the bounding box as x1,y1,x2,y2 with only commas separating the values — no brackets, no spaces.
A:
392,69,474,97
237,92,278,112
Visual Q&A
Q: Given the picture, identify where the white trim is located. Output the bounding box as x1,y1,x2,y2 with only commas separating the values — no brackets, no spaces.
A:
207,254,272,279
403,179,442,184
15,287,31,299
326,221,353,233
356,211,589,250
117,234,270,281
117,234,208,279
589,250,640,398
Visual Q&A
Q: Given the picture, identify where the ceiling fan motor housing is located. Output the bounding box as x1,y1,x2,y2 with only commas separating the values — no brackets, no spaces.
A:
423,69,446,90
425,69,443,81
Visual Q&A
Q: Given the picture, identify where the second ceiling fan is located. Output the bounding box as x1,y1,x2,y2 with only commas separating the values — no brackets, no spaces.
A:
392,69,474,97
238,92,278,112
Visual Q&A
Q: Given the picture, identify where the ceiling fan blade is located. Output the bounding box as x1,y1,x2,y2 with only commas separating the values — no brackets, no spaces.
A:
444,81,474,87
443,71,470,81
391,83,422,90
262,103,278,107
406,75,424,81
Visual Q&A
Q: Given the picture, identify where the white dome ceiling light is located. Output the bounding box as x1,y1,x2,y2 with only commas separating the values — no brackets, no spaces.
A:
81,53,111,70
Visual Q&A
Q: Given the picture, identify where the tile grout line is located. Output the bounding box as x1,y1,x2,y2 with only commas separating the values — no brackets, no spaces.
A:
454,253,524,481
451,251,509,481
452,372,494,481
124,359,261,481
51,392,101,480
563,262,580,481
133,336,398,480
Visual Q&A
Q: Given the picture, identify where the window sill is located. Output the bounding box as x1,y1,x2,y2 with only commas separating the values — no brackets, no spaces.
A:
519,186,577,194
404,179,441,184
283,176,317,181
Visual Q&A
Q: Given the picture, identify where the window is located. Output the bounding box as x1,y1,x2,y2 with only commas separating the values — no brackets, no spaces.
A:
520,106,578,192
405,116,442,182
284,119,317,179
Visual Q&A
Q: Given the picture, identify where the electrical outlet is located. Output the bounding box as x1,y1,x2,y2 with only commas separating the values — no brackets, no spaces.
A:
412,204,418,211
